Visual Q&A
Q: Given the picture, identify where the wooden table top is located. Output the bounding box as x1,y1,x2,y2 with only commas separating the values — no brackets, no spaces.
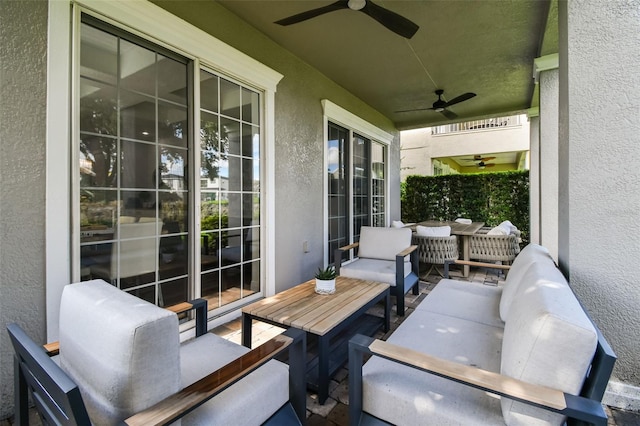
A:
242,277,389,336
417,220,485,235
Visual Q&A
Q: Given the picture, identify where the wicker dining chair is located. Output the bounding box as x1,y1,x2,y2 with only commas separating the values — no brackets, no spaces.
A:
411,234,459,278
469,227,521,265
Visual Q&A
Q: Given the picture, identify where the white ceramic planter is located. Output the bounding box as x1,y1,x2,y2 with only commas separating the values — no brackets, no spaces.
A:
315,278,336,294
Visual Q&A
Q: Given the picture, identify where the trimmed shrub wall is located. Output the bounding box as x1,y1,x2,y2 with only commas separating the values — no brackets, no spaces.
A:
402,170,530,244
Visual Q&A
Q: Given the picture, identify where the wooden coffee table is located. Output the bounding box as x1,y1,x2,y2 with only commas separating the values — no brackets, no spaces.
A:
242,276,390,404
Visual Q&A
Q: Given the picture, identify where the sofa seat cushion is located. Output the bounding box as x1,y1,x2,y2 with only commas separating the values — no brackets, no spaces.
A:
501,262,597,426
340,257,411,286
357,226,412,261
362,310,505,425
499,244,554,321
59,280,180,425
415,279,504,328
180,334,289,425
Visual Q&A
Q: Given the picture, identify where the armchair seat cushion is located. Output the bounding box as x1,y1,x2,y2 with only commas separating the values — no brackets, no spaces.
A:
180,334,289,425
339,257,412,286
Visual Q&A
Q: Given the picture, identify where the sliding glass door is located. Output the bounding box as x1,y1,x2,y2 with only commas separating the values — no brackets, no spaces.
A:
77,15,263,313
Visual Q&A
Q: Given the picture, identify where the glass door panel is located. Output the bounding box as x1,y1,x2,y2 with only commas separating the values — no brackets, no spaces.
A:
199,71,262,311
79,19,190,307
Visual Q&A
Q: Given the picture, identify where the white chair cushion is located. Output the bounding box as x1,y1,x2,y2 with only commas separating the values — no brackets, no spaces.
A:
180,334,289,425
499,244,553,321
416,279,504,328
363,310,505,426
59,279,180,425
415,225,451,237
501,265,597,425
487,223,510,235
340,257,411,286
499,220,518,233
357,226,412,261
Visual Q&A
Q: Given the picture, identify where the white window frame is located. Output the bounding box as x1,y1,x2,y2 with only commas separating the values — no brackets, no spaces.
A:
46,0,283,340
321,99,393,266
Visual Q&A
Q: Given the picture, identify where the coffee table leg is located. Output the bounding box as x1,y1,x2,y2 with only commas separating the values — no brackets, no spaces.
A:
242,313,253,348
318,335,329,404
384,290,390,332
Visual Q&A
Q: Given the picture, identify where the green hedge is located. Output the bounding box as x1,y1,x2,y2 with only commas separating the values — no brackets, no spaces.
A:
402,170,530,244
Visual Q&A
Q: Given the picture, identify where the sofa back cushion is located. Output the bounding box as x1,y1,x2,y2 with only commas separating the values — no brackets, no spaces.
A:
500,264,597,425
357,226,412,261
499,244,553,321
59,280,180,425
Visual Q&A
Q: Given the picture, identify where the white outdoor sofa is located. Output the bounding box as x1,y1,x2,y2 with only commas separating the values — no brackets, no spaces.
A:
349,244,616,425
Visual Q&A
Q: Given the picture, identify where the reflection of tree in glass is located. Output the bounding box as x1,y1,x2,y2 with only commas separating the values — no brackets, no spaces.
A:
79,97,118,188
200,120,228,179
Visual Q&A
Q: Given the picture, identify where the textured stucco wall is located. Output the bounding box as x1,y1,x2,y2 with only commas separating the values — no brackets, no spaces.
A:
0,0,48,419
539,69,559,261
559,0,640,390
154,1,400,292
528,116,540,245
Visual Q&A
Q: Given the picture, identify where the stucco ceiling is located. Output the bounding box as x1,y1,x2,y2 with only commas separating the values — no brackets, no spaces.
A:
217,0,556,130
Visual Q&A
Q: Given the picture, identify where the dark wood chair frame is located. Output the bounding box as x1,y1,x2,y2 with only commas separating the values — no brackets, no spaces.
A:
335,243,419,316
8,299,307,426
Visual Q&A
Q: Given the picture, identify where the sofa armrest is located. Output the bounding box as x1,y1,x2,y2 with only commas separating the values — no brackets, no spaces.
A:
165,298,208,337
126,328,306,426
349,334,608,426
335,242,360,275
397,244,418,258
444,259,511,278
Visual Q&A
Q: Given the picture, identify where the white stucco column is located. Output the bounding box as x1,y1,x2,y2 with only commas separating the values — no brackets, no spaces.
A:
527,114,540,245
535,56,559,261
559,0,640,407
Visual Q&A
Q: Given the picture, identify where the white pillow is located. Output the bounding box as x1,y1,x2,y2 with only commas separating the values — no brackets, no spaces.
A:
454,218,472,224
416,225,451,237
391,220,405,228
499,220,518,233
487,223,510,235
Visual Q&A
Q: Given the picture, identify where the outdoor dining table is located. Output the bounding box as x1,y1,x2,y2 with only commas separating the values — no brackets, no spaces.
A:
416,220,485,277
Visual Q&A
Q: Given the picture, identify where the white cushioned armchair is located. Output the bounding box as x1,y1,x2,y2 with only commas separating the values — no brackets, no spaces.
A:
7,279,306,425
335,226,419,316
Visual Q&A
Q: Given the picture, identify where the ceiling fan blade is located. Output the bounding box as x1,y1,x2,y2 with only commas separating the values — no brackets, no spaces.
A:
440,109,458,120
275,1,349,26
394,107,433,113
360,0,419,39
445,92,476,107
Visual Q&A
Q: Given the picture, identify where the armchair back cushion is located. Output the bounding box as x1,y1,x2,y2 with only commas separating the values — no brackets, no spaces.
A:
59,279,180,425
357,226,412,261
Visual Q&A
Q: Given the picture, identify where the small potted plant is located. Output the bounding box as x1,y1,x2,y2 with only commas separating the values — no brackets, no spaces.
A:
315,265,337,294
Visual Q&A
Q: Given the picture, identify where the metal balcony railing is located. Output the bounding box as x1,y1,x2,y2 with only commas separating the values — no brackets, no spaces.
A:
432,115,522,135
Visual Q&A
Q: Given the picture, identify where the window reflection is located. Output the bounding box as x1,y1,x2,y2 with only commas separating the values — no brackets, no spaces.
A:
79,20,189,307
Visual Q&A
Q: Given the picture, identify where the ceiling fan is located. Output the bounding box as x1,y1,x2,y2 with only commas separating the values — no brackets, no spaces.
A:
463,155,496,162
396,89,477,119
274,0,419,39
476,161,495,169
